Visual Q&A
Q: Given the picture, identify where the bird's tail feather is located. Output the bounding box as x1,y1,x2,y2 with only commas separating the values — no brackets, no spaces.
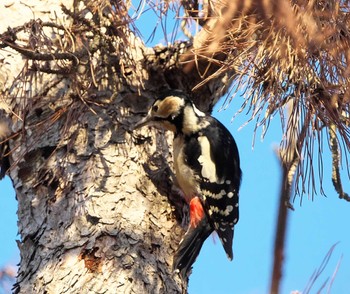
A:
172,216,213,280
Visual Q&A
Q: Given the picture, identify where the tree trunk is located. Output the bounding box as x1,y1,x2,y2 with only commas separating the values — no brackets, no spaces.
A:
0,1,227,293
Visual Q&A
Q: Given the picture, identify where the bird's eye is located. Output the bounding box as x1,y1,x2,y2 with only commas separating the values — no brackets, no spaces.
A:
152,105,159,112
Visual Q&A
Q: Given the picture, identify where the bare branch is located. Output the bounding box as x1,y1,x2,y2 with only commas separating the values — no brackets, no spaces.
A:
270,100,298,294
329,124,350,201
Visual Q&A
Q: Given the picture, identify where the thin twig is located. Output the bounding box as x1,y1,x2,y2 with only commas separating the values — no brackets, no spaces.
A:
270,100,299,294
270,163,291,294
303,243,339,294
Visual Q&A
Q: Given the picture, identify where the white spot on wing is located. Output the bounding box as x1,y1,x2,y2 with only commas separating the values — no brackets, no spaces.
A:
225,180,231,185
209,205,235,217
203,189,226,199
227,192,234,198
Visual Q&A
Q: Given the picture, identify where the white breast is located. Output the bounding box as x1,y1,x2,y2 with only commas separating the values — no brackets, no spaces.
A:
173,136,199,203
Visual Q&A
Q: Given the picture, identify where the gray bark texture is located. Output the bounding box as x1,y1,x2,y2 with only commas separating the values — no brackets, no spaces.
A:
0,1,227,293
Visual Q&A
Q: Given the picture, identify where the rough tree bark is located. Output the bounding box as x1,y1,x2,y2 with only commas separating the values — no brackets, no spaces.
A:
0,1,230,293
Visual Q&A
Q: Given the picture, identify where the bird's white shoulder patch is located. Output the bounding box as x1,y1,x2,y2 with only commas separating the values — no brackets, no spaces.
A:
197,136,220,183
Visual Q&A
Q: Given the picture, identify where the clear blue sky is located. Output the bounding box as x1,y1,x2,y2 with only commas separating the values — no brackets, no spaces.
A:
1,3,350,293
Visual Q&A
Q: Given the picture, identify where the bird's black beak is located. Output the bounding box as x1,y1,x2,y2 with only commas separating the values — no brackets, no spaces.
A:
133,113,152,130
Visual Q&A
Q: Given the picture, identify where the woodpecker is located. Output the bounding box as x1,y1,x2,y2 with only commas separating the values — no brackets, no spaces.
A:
135,90,242,279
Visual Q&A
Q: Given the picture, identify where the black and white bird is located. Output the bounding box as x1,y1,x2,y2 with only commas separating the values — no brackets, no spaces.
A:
135,90,242,279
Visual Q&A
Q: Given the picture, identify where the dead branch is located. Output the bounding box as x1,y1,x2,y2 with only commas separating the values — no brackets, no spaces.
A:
270,100,298,294
329,124,350,201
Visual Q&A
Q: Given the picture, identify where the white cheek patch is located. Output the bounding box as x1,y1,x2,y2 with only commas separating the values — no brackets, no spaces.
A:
181,104,210,134
182,106,199,134
197,136,220,183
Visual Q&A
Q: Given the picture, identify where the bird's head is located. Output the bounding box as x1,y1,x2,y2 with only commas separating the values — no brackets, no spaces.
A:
135,90,207,135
